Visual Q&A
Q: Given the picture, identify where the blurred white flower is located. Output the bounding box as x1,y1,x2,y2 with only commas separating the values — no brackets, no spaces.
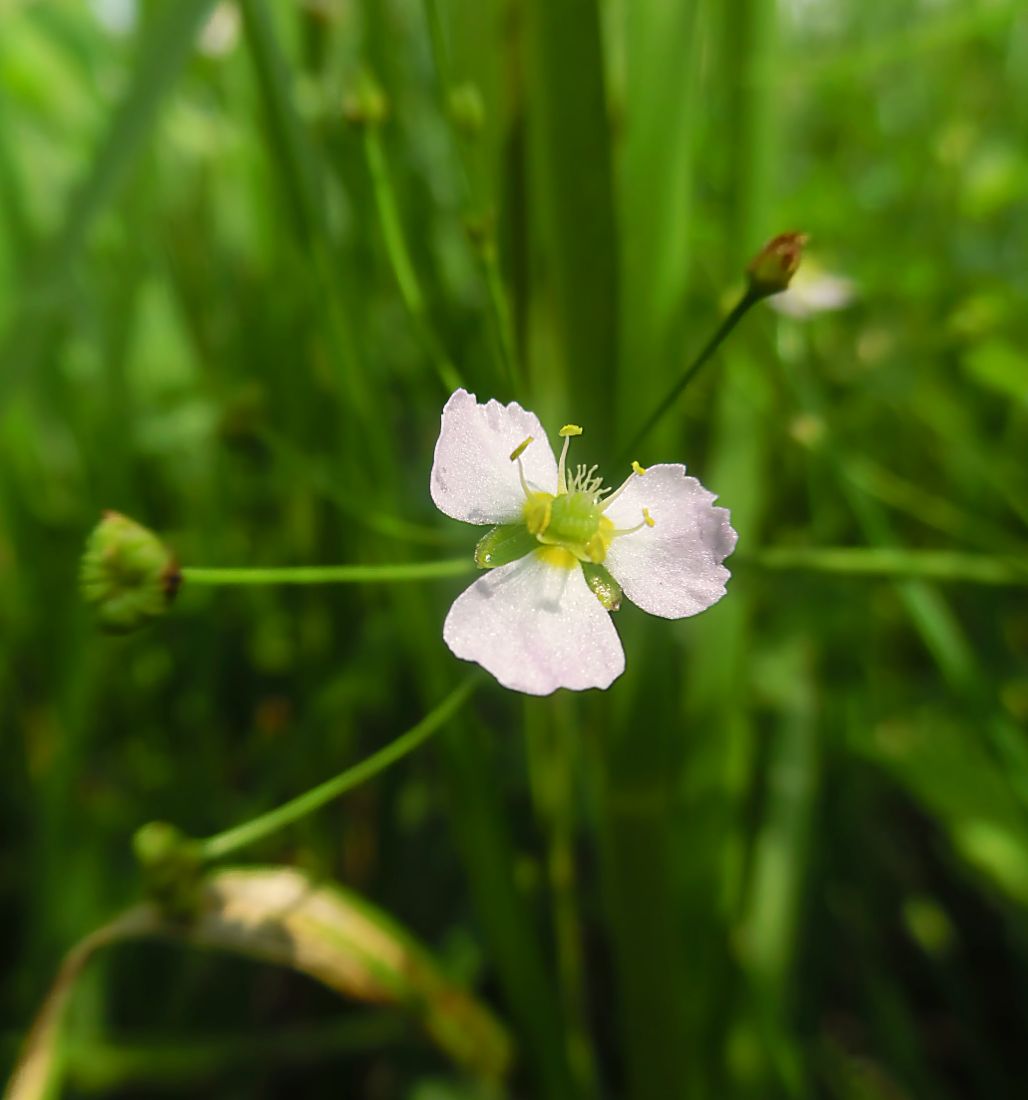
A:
89,0,240,56
768,264,856,320
89,0,137,36
430,389,737,696
198,2,240,58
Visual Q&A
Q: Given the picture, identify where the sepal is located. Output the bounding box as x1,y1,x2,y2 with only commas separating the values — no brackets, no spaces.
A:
582,562,623,611
474,523,538,569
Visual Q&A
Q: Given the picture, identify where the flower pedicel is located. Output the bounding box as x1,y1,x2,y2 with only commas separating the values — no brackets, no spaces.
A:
431,389,738,695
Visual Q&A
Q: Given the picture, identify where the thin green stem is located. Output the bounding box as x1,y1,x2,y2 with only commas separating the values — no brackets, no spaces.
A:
843,455,1023,553
479,238,519,390
181,559,473,586
241,0,374,426
63,1018,402,1091
524,702,599,1096
744,546,1028,586
183,546,1024,597
362,125,462,393
616,287,759,466
424,0,455,95
0,0,218,410
198,676,481,862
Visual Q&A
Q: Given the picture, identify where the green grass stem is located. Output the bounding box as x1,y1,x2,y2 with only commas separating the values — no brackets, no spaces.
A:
0,0,218,406
361,124,462,393
524,701,599,1096
746,546,1028,585
239,0,378,438
422,0,519,390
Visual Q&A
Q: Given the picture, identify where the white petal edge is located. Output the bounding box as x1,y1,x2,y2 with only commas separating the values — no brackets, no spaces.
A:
443,553,625,696
602,463,738,620
430,389,559,525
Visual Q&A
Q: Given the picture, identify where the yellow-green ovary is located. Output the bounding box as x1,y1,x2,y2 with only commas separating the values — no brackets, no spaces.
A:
534,492,613,564
549,492,601,543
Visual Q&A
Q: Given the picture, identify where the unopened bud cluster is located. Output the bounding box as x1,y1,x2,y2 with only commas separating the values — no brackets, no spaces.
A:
133,821,202,919
448,83,485,136
80,511,180,632
342,77,388,127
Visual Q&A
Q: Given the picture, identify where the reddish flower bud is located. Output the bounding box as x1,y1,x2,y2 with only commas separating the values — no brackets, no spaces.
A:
747,231,808,298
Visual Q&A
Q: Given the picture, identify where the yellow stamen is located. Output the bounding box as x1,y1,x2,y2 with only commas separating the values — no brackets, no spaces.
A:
509,436,533,461
510,437,536,497
557,425,583,493
585,532,607,563
524,492,553,536
631,460,647,476
609,509,654,538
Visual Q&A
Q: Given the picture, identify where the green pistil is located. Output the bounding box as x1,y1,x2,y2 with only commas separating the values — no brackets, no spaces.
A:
548,492,602,546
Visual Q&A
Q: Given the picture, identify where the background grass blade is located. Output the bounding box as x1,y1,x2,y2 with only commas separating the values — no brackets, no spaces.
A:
0,0,217,404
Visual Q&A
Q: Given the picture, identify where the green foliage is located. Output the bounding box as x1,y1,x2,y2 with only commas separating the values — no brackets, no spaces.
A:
2,0,1027,1097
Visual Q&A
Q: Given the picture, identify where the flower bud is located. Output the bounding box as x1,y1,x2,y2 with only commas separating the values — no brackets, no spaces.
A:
448,83,485,137
464,211,497,260
342,76,388,127
133,821,202,919
80,511,180,633
747,231,808,298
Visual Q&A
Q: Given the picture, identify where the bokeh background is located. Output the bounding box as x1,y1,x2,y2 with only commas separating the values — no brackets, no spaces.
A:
2,0,1028,1097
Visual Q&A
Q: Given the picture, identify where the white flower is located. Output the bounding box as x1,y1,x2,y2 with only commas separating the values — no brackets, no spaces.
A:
430,389,738,696
768,265,856,320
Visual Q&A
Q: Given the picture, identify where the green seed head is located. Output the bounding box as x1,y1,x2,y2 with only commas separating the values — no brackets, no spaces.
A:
548,492,601,546
80,511,180,633
133,821,202,920
448,82,485,136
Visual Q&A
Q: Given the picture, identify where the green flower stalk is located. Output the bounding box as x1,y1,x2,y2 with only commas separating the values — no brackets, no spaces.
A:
80,511,181,632
616,229,809,464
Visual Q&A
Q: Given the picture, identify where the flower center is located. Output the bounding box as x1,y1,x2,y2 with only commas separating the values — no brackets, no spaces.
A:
509,425,654,567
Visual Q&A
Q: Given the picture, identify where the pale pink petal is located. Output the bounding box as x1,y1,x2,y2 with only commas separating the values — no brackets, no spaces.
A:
769,271,856,320
443,553,625,695
430,389,559,525
602,464,737,619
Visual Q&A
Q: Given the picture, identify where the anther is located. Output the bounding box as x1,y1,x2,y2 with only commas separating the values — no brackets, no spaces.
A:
557,425,584,494
509,437,533,461
610,509,654,538
510,437,535,497
632,460,647,476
